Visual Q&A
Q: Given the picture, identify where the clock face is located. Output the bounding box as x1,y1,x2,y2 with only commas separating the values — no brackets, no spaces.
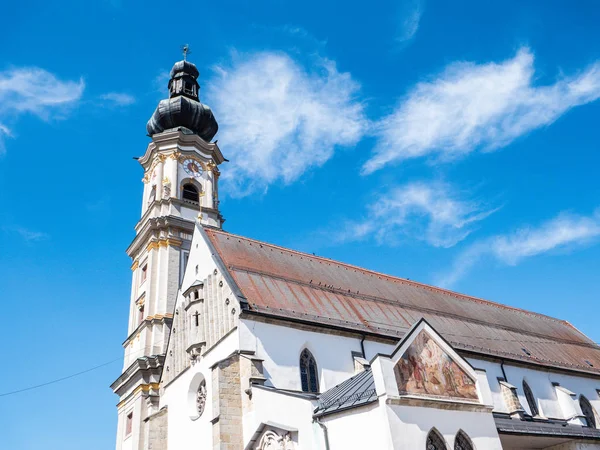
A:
183,159,203,178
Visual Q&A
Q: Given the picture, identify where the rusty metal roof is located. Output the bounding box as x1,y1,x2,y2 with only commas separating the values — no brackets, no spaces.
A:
204,228,600,376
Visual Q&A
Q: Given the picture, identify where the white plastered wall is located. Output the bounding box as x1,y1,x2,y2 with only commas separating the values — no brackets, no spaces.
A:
245,386,320,450
324,401,394,450
160,329,239,450
238,319,395,392
468,358,600,422
385,402,502,450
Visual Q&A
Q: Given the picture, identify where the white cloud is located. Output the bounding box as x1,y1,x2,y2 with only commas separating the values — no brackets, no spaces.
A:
363,48,600,173
207,52,368,195
153,70,171,97
438,209,600,287
0,67,84,152
3,226,49,242
396,0,423,44
335,181,497,248
99,92,136,106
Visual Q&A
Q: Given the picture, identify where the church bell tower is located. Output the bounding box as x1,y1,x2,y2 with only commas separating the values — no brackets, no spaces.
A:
111,56,225,450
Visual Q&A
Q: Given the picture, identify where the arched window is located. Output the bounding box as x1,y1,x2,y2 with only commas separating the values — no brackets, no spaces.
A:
182,183,199,202
426,428,447,450
580,395,599,428
299,349,319,393
454,430,474,450
148,185,156,205
523,380,539,417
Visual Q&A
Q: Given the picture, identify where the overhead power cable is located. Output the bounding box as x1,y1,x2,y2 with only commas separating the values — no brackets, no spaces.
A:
0,346,157,398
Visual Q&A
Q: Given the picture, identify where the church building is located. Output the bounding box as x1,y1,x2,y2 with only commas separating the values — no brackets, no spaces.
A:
111,57,600,450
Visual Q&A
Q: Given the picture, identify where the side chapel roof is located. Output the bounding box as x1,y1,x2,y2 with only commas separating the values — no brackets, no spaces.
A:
202,227,600,377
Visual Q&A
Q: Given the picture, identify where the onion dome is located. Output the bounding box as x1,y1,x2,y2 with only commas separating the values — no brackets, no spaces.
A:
146,59,218,142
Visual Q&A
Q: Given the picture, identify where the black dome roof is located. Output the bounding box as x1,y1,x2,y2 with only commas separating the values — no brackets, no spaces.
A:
170,60,199,79
146,59,218,142
146,96,218,141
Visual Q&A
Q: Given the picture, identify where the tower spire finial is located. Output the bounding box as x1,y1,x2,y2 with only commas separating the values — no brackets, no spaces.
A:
181,44,191,61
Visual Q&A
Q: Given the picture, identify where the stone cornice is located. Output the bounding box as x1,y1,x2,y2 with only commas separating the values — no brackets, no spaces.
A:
116,382,160,409
385,395,493,413
127,215,195,258
122,314,174,347
139,130,225,167
134,202,195,235
110,354,165,397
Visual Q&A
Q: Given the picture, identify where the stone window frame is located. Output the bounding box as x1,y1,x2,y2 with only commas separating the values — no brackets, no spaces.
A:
125,410,133,437
522,379,539,417
188,372,208,421
299,348,319,393
180,178,203,205
580,395,599,428
426,427,448,450
454,429,474,450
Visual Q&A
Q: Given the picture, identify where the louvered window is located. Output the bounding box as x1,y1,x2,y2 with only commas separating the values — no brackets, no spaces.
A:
182,183,199,202
299,349,319,393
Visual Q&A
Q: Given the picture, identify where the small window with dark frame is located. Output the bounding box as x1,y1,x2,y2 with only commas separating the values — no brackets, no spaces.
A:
138,305,145,325
125,411,133,436
148,185,156,205
182,183,199,202
140,264,147,284
299,349,319,393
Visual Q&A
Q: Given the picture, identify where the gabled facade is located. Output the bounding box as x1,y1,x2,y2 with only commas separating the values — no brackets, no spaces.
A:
113,57,600,450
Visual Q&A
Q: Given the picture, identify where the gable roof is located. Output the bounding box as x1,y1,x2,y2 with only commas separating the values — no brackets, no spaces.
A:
202,227,600,376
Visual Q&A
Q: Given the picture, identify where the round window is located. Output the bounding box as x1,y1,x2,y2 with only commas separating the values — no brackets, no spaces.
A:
196,380,207,417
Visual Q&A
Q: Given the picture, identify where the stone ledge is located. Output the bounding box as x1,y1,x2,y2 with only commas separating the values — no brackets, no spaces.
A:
386,395,494,413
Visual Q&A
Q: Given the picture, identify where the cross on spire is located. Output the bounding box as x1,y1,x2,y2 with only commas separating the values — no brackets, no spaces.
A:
181,44,192,61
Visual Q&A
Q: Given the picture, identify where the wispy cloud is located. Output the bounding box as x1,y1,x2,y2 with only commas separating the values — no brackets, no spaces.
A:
396,0,423,44
0,67,84,153
153,71,170,97
438,209,600,287
208,52,368,195
3,226,49,242
363,48,600,174
99,92,135,106
334,181,497,248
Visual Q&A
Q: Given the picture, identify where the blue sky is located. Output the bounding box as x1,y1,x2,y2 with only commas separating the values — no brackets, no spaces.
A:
1,0,600,448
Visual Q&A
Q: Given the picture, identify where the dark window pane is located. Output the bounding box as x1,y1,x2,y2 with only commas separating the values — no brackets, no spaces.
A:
580,396,597,428
299,349,318,393
523,381,538,416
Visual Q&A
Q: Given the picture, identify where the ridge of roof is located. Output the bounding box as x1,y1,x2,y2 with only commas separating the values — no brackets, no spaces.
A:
205,228,573,328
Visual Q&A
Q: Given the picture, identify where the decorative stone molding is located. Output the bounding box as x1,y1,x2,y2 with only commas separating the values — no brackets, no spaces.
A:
196,380,207,417
146,238,183,252
186,343,205,365
136,293,146,309
254,429,295,450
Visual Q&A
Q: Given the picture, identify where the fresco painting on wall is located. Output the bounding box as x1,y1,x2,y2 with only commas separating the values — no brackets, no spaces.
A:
394,330,478,401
